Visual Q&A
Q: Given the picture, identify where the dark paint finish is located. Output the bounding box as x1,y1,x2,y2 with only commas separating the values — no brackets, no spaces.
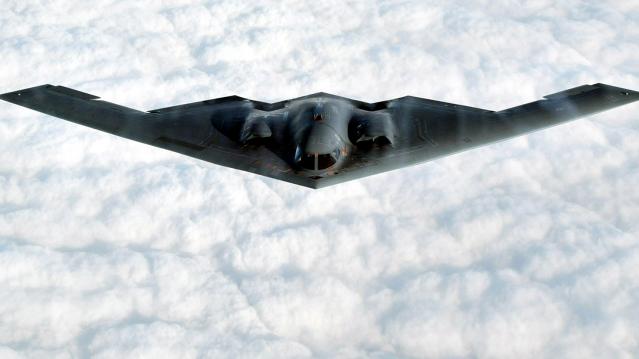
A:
1,83,638,188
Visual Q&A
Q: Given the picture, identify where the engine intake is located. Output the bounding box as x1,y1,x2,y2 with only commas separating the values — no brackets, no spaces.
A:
240,117,272,145
348,112,395,147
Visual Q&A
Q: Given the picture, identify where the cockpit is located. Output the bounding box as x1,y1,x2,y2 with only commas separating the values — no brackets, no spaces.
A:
295,147,341,171
290,101,351,173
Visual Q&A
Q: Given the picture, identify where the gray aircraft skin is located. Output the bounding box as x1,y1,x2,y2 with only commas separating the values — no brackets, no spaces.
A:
1,83,638,188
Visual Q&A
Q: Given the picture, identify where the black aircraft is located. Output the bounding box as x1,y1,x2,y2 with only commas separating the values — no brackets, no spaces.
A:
1,83,638,188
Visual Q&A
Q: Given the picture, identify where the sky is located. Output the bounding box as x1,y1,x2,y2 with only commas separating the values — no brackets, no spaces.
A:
1,0,639,358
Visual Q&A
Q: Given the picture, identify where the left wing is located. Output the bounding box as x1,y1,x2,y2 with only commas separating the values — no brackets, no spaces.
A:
313,83,639,187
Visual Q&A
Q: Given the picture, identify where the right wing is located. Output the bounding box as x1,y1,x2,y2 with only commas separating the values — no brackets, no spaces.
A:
0,84,317,187
0,84,157,142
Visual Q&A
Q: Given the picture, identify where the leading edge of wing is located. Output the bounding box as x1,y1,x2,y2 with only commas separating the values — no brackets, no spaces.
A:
0,84,99,104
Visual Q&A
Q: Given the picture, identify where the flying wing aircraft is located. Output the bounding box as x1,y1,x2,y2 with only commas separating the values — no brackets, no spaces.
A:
1,83,638,188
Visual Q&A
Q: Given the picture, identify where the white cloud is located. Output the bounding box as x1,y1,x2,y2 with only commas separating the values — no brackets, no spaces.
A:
1,0,638,358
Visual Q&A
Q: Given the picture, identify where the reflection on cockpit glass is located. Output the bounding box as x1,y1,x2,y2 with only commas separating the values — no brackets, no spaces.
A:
317,152,337,170
299,152,316,170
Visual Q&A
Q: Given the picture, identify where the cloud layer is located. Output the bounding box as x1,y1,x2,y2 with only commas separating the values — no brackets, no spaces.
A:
1,1,639,358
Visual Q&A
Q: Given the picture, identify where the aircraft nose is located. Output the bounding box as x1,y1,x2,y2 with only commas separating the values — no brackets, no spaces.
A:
295,123,345,171
303,123,341,154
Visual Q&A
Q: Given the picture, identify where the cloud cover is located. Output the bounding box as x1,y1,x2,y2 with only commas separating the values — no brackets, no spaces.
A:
1,0,639,357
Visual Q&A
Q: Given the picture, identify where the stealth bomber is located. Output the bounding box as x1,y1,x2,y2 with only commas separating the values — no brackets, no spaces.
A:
1,83,638,188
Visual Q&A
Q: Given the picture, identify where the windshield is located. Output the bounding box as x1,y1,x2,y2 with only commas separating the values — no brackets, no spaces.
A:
299,152,316,170
317,153,337,170
296,148,340,171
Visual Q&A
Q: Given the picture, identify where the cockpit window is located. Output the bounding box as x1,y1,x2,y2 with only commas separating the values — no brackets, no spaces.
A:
317,153,337,170
295,147,342,171
296,147,341,171
299,152,316,170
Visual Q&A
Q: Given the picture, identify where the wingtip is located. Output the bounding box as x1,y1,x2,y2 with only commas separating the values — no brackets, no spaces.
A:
0,84,54,103
617,87,639,103
0,89,27,103
595,83,639,97
627,88,639,99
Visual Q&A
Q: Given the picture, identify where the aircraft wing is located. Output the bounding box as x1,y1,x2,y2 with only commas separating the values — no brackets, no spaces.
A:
0,84,318,187
2,83,638,189
313,83,639,187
